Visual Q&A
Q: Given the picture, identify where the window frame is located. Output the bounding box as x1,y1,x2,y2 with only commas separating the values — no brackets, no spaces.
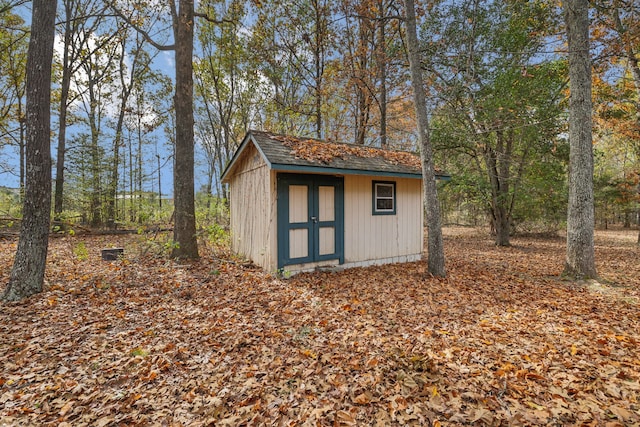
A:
372,180,396,215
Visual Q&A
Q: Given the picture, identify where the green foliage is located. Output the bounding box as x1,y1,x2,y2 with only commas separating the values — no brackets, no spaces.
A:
195,192,229,227
438,171,491,226
134,232,180,259
73,242,89,261
0,10,28,162
426,1,568,237
194,0,263,198
195,192,230,249
0,187,21,218
247,0,335,137
200,223,229,247
51,210,81,234
129,347,149,357
289,325,313,343
593,147,639,228
511,153,568,234
277,268,292,280
164,240,180,252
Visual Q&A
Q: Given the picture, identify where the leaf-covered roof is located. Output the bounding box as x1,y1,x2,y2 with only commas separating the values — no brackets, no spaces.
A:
222,130,449,181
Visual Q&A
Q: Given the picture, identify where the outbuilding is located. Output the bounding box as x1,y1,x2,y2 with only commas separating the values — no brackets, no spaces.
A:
221,130,449,274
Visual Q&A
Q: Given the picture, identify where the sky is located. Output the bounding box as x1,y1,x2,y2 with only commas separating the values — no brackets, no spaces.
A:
0,8,217,198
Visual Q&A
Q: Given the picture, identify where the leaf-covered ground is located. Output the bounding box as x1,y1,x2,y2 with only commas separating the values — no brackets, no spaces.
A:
1,228,639,426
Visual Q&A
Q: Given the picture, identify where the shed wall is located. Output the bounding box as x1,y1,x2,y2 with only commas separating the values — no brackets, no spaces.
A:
228,144,275,270
344,175,423,265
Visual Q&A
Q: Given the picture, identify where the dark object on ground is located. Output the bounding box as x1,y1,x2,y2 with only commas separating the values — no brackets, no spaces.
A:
101,248,124,261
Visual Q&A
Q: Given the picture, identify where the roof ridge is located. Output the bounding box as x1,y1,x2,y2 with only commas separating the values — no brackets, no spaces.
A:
252,129,419,155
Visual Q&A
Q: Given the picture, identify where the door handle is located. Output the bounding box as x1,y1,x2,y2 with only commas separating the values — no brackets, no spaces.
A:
310,216,318,223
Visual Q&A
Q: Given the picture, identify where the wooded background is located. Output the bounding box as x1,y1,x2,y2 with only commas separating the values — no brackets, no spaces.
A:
0,0,638,237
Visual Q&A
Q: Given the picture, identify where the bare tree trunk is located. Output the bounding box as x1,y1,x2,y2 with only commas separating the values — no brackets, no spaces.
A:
172,0,199,259
404,0,445,277
107,40,134,227
312,0,327,140
3,0,56,302
128,132,135,222
377,0,387,147
87,80,102,227
136,106,143,223
18,100,24,200
484,130,512,246
564,0,597,279
54,0,72,220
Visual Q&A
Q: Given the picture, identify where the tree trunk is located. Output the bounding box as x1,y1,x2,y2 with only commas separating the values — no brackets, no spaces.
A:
3,0,56,302
157,152,162,209
54,1,72,219
484,130,512,246
172,0,199,259
563,0,597,279
136,106,143,223
18,100,25,201
377,0,387,147
128,131,135,222
313,0,325,139
88,81,102,227
404,0,445,277
107,44,133,227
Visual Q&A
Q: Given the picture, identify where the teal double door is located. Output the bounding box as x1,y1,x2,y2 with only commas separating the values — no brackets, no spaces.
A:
277,174,344,269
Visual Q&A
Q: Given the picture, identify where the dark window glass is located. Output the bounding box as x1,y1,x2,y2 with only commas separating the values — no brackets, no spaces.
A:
373,182,395,214
377,199,393,210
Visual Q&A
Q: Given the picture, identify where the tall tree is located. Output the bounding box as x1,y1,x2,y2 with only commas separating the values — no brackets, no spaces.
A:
195,0,263,200
404,0,445,277
250,0,334,139
3,0,57,301
74,30,120,226
171,0,198,258
110,0,207,259
564,0,597,279
337,0,376,145
335,0,402,146
108,43,168,225
419,0,564,245
53,0,112,219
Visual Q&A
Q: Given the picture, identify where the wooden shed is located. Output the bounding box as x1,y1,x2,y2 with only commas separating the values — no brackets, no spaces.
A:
221,130,449,274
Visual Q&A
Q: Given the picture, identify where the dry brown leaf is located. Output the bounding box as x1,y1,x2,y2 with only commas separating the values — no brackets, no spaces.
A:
0,229,639,425
352,391,372,405
335,410,357,425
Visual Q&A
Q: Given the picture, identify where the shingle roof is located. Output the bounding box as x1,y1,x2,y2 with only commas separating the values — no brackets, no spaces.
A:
222,130,449,182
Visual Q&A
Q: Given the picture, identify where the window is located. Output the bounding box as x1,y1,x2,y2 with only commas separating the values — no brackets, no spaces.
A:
372,181,396,215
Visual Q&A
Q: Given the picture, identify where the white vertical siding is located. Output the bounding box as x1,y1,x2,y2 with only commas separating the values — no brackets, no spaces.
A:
228,144,274,270
268,170,278,271
229,153,423,272
344,175,423,264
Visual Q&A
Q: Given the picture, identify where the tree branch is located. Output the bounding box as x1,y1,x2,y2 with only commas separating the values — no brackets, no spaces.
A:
193,12,235,25
105,1,175,51
0,0,29,15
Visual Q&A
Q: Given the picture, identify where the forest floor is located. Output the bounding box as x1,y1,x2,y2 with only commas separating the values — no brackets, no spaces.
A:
0,227,639,426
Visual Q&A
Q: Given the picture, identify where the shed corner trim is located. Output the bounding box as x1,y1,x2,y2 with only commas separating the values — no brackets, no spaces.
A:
220,131,272,183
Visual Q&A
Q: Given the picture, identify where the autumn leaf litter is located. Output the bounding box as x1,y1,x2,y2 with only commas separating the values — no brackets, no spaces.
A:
1,229,639,426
